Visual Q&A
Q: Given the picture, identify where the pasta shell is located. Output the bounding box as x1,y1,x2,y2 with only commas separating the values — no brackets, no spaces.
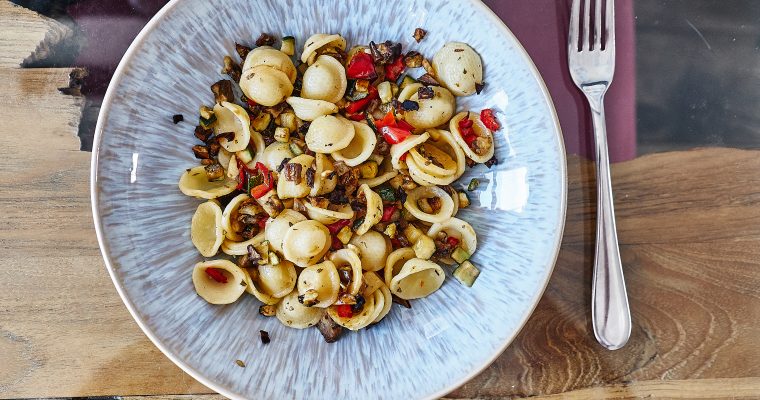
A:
332,121,377,167
192,260,247,304
217,148,232,172
362,271,385,298
212,101,251,152
409,142,458,179
432,42,484,97
286,97,339,121
297,260,340,308
265,209,307,255
190,200,224,257
301,55,347,103
301,33,346,64
390,258,445,300
327,290,376,331
246,131,267,167
260,141,295,171
403,186,455,223
221,193,250,241
367,286,386,323
427,217,478,255
384,247,416,288
305,115,355,153
243,267,280,305
349,231,390,272
221,232,265,256
304,202,354,225
242,46,297,84
282,220,331,267
310,153,338,196
398,83,456,129
359,170,398,188
179,166,237,199
239,65,293,107
389,132,430,170
256,260,297,299
276,154,315,199
429,129,466,180
276,290,325,329
449,111,495,163
328,248,364,296
373,285,393,324
354,184,383,236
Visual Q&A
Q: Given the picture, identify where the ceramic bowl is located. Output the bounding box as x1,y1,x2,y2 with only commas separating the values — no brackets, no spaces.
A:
91,0,566,398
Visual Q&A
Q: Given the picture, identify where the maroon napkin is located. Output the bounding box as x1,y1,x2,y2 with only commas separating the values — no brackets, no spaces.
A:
70,0,636,162
483,0,637,162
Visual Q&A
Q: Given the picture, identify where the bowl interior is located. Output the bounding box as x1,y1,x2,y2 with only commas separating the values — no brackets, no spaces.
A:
92,0,566,398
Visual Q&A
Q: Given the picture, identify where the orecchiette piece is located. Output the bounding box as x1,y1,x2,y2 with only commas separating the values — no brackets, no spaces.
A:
389,258,446,300
301,33,346,64
239,65,293,107
276,290,325,329
190,200,224,257
265,209,307,255
242,46,297,83
384,247,416,288
432,42,484,97
297,260,340,308
332,121,377,167
255,260,297,299
449,111,495,163
276,154,315,199
282,220,331,267
260,141,295,171
427,217,477,255
404,186,455,223
305,115,355,153
179,166,237,199
328,247,363,296
213,101,251,152
397,83,456,130
354,184,383,236
349,230,390,272
286,97,339,121
221,193,250,241
304,202,354,225
301,55,347,104
192,260,247,304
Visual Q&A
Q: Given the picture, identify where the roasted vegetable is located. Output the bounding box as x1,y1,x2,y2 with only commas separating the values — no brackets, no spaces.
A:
199,106,216,128
211,79,234,103
316,313,343,343
453,260,480,287
451,247,470,264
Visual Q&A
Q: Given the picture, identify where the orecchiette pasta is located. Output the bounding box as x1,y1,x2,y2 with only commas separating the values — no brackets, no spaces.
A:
181,31,497,340
239,65,293,106
192,260,247,304
331,121,377,167
301,55,347,104
432,42,484,97
305,115,355,153
213,102,251,152
191,200,224,257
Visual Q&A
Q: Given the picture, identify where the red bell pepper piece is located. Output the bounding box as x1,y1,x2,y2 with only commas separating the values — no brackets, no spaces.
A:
390,238,402,249
326,219,351,235
395,119,415,131
446,236,460,247
246,98,257,109
346,52,377,79
480,108,500,131
347,113,366,121
335,304,353,318
381,126,411,145
374,111,396,130
458,117,477,146
399,152,408,161
385,55,405,82
345,85,378,114
331,236,344,250
205,268,228,283
257,216,268,230
381,205,397,222
250,184,270,199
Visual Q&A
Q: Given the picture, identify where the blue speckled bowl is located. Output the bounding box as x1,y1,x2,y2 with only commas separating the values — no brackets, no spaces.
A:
91,0,566,398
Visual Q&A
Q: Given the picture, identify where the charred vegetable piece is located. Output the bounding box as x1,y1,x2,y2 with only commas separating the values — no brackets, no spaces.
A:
377,81,393,104
194,125,214,142
316,313,343,343
235,42,252,59
251,112,272,132
255,33,275,47
298,289,320,307
358,161,378,179
458,191,470,208
259,330,271,344
192,145,210,159
204,163,225,181
413,27,427,42
475,82,486,94
172,114,184,124
280,36,295,56
211,80,234,103
399,75,416,91
369,40,401,65
453,260,480,287
417,73,440,86
290,142,304,156
222,55,242,82
467,178,480,191
417,86,434,100
199,106,216,128
404,51,424,68
259,304,276,317
274,127,290,143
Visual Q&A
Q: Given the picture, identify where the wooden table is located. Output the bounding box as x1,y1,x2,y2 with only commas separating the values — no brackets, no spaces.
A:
2,2,759,398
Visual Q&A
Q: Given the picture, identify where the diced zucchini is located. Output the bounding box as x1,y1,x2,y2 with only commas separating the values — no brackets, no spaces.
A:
358,161,378,179
399,75,416,91
280,111,298,132
451,246,470,264
337,225,353,245
377,81,393,104
269,251,280,265
390,82,399,98
199,105,216,128
236,149,253,164
468,178,480,191
412,235,435,259
274,127,290,142
403,224,424,244
280,36,295,56
453,260,480,287
377,186,397,202
383,222,397,239
388,174,404,190
251,112,272,132
458,191,470,208
289,142,304,156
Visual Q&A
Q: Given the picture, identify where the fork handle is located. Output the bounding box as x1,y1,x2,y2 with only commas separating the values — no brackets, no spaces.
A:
585,86,632,350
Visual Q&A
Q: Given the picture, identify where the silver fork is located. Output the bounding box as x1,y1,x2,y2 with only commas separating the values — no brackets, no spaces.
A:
568,0,631,350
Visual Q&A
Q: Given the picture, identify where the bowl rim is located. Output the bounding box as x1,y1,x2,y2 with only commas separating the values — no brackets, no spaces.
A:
90,0,567,398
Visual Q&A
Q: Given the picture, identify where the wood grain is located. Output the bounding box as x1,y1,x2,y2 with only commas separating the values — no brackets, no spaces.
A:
0,1,72,67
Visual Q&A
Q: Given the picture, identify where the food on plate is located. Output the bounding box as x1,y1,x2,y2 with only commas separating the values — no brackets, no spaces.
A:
178,30,502,341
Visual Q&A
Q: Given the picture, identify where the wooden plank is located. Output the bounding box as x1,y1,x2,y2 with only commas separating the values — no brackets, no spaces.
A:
0,0,72,67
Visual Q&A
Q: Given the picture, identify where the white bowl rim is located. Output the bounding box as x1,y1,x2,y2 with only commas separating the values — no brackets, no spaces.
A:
90,0,568,398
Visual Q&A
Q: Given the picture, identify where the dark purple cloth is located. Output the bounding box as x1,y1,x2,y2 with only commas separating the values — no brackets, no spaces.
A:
483,0,637,161
70,0,636,161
